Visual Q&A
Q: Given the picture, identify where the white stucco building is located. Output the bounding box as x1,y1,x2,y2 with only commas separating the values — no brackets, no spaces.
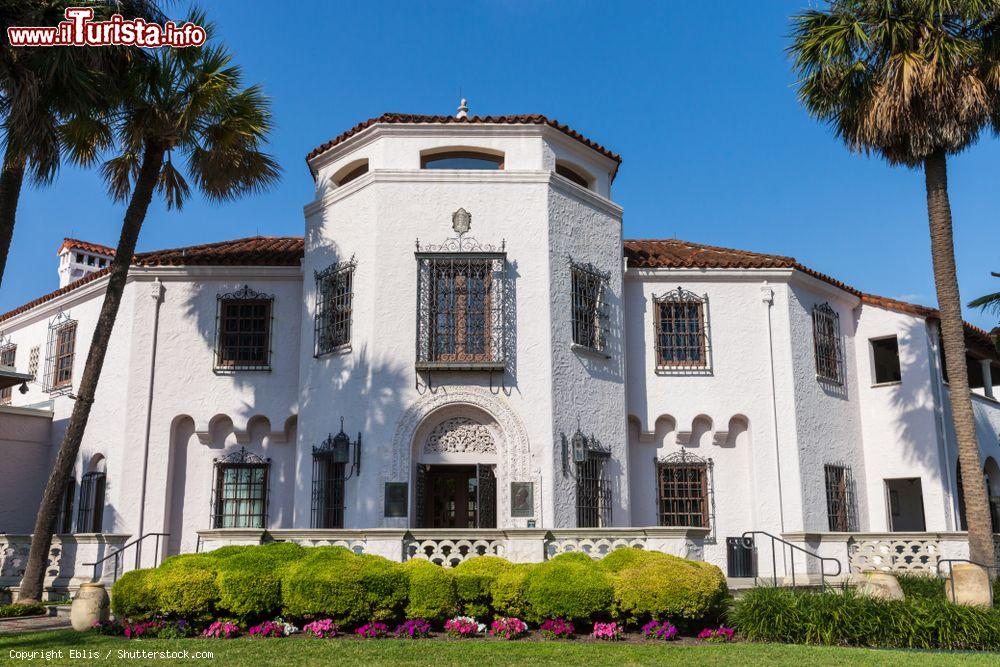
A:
1,108,998,593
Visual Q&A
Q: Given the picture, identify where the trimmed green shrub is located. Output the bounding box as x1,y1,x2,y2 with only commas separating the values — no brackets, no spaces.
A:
157,553,219,571
491,563,534,618
214,542,306,621
110,569,159,621
401,559,458,622
452,556,510,618
523,553,613,623
599,547,670,573
152,566,219,621
281,548,407,624
611,553,728,625
896,573,946,600
0,602,47,618
731,586,1000,650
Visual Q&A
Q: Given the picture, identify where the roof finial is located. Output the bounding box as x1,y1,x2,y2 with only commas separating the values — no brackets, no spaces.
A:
456,98,469,119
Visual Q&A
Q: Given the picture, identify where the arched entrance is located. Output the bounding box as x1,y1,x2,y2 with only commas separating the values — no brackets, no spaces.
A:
414,413,498,529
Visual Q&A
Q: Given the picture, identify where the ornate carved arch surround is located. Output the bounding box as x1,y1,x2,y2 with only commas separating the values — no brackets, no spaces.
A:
383,389,532,527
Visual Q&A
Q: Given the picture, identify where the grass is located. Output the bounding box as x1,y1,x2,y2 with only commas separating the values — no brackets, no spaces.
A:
2,630,1000,666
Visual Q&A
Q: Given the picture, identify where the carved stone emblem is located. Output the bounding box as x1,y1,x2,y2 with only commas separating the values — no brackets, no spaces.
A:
452,208,471,235
424,417,495,454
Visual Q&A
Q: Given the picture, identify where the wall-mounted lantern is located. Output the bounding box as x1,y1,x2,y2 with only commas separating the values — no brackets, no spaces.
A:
317,417,361,479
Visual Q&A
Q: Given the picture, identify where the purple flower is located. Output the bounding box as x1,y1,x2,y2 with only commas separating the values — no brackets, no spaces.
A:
248,621,283,638
394,619,431,639
642,620,678,641
698,626,735,642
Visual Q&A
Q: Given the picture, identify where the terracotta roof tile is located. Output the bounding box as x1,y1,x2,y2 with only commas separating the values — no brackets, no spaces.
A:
0,236,304,324
305,113,622,169
59,238,116,256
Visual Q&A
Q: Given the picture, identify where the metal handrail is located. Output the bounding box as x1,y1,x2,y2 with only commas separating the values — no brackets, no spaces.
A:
936,558,997,606
741,530,842,589
81,532,169,584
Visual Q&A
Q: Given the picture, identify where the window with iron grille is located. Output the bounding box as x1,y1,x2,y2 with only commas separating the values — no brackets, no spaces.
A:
212,448,269,528
415,246,506,371
215,286,273,372
77,472,105,532
57,478,75,533
0,343,15,405
576,453,612,528
656,451,711,527
654,288,710,369
571,263,609,352
315,258,355,356
824,463,856,531
812,303,842,384
43,316,77,392
311,445,346,529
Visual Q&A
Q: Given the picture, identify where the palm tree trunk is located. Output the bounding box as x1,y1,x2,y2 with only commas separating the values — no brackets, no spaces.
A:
925,149,996,568
17,143,165,603
0,145,26,290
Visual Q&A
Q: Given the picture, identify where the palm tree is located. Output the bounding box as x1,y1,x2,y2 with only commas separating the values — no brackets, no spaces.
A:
969,272,1000,316
17,24,280,603
0,1,163,287
789,0,1000,567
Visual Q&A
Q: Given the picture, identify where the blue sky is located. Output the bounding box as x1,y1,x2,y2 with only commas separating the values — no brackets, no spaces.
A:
2,1,998,329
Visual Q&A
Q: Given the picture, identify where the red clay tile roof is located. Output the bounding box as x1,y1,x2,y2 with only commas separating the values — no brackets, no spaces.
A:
305,113,622,170
59,238,116,257
0,236,304,324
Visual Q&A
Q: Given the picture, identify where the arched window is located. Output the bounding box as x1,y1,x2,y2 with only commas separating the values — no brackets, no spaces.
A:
421,149,503,170
554,162,592,189
78,456,106,533
331,159,368,187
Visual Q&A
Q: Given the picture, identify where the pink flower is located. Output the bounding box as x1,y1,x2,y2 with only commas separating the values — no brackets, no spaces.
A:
202,621,241,639
489,617,528,640
699,626,735,642
591,621,624,640
356,622,389,639
540,618,575,639
303,618,339,639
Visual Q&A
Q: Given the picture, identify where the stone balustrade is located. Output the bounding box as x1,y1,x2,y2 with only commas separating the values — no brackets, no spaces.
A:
0,533,130,600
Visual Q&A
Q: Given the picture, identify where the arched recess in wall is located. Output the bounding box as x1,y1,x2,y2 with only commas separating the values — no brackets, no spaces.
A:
686,415,713,448
653,415,677,446
165,415,195,556
722,415,750,448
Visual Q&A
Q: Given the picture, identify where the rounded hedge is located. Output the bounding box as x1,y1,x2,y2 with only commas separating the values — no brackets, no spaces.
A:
214,542,306,621
452,556,511,618
110,569,158,621
153,566,219,621
491,563,533,618
281,548,407,623
610,553,728,624
599,547,670,573
401,559,458,622
523,553,614,623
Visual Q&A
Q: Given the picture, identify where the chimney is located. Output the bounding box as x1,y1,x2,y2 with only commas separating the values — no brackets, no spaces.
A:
57,238,115,287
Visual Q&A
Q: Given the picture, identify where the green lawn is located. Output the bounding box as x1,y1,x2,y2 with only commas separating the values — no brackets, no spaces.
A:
2,630,998,666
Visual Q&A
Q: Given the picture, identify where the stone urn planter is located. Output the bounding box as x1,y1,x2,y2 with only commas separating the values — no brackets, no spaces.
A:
946,563,992,607
849,571,904,600
70,582,110,631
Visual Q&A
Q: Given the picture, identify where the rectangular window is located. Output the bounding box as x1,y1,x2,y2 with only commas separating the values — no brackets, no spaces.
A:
77,472,106,533
871,336,902,384
212,449,269,528
315,259,355,355
576,454,611,527
311,456,346,529
824,464,855,531
654,289,709,368
812,303,842,384
44,318,77,392
657,458,710,527
415,251,505,370
215,286,273,371
0,344,15,405
57,478,76,533
571,264,609,352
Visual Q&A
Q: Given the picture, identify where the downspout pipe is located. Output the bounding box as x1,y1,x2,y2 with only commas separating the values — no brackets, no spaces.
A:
136,278,163,564
762,285,786,532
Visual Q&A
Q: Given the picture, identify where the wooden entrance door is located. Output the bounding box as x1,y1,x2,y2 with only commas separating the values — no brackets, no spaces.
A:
422,465,497,529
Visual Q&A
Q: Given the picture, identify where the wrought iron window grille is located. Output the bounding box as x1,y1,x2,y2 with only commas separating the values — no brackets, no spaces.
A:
0,341,15,405
314,257,356,356
214,285,274,373
824,463,857,531
570,261,610,353
77,471,106,533
653,288,711,373
414,235,508,378
656,449,713,528
575,450,612,528
43,312,77,394
57,477,76,534
812,303,843,385
211,447,270,529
